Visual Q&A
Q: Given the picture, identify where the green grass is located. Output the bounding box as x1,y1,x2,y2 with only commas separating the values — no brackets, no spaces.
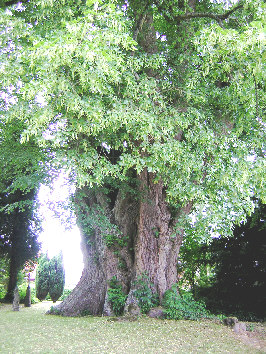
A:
0,302,262,353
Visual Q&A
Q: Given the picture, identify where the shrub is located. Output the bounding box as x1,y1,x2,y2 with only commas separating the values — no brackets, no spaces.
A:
0,286,5,300
133,274,159,314
0,257,9,299
59,288,72,301
163,285,210,320
18,283,39,304
18,283,27,302
107,277,127,316
49,306,62,315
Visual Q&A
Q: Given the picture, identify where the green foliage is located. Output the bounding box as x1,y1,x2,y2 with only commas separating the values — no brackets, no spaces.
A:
246,323,255,332
163,286,209,321
74,193,125,247
103,233,129,248
178,235,215,292
0,285,5,300
107,277,127,316
49,306,62,316
49,252,65,303
35,254,50,301
0,0,265,317
0,0,264,247
133,274,159,314
0,257,9,298
35,252,65,302
59,288,72,301
18,283,39,304
18,283,28,302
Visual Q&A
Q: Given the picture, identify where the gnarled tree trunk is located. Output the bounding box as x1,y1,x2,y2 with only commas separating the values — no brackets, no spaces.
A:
53,170,192,316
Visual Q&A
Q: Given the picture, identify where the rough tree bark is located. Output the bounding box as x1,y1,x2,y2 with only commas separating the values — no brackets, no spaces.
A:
53,169,192,316
133,171,192,301
53,188,137,316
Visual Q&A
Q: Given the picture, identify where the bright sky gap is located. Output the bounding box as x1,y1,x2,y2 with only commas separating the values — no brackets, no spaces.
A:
37,173,83,289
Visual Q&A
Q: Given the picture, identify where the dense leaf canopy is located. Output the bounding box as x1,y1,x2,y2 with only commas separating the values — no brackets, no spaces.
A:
0,0,265,236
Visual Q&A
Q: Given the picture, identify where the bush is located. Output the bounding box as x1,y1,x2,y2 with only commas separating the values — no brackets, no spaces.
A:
18,283,27,301
107,277,127,316
49,306,62,315
0,257,9,299
18,283,39,304
0,286,5,300
59,288,72,301
133,274,159,314
163,285,210,320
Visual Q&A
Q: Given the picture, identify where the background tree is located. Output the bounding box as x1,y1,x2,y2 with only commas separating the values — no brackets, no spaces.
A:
35,254,50,301
0,0,265,315
0,48,52,301
178,202,266,320
0,118,48,301
201,202,266,320
49,252,65,303
177,236,214,295
0,188,41,301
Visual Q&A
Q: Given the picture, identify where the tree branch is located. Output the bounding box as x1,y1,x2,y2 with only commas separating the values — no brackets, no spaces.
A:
132,2,151,40
175,3,244,22
153,0,244,25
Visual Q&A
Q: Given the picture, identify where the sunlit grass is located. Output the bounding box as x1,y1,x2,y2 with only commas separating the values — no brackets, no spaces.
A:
0,302,261,353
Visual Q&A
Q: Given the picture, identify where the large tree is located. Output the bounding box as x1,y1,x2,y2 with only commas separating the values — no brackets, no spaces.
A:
0,0,265,315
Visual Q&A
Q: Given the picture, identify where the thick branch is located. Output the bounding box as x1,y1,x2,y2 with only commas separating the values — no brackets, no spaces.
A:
154,0,244,24
175,3,244,22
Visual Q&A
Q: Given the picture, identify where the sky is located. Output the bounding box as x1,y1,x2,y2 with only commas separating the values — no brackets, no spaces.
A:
37,174,84,289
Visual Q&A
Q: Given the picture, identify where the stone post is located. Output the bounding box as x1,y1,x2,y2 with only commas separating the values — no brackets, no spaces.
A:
24,285,31,307
12,286,20,311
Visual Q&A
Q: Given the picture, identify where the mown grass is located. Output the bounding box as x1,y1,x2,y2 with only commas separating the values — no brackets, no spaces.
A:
0,302,263,353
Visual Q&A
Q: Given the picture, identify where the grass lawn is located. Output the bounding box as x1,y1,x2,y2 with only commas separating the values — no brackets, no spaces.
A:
0,301,264,353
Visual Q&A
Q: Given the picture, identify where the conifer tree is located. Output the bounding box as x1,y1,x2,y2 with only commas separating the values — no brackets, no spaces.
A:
49,252,65,303
35,254,50,301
